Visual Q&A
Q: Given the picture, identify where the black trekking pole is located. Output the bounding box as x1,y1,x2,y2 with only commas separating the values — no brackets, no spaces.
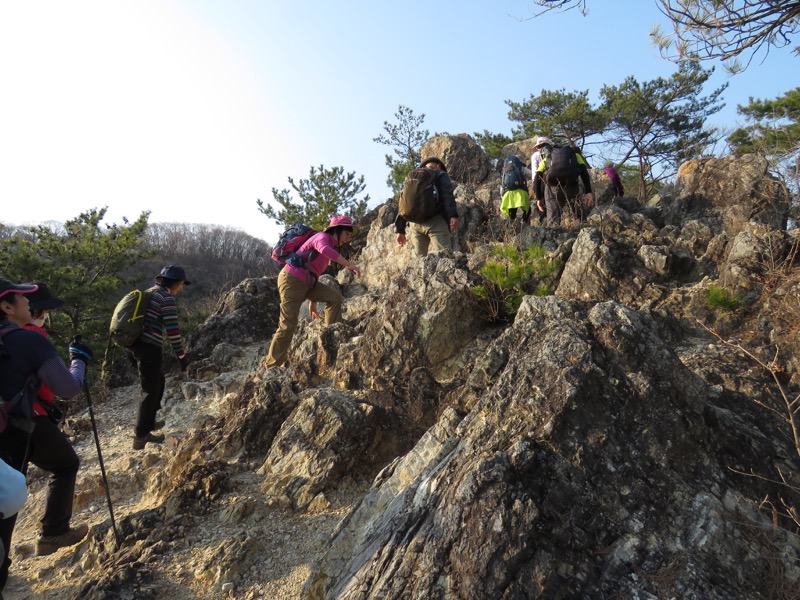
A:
83,379,122,550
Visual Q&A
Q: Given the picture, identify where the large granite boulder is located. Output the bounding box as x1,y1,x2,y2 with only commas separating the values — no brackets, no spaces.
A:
667,154,790,236
188,277,280,361
421,134,491,185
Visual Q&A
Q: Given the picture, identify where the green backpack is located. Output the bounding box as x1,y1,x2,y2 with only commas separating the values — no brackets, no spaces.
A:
109,288,154,347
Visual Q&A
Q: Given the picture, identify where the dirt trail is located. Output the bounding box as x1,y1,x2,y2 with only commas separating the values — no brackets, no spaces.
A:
4,366,360,599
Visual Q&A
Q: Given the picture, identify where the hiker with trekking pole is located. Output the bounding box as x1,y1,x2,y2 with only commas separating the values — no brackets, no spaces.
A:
0,279,91,594
26,284,119,549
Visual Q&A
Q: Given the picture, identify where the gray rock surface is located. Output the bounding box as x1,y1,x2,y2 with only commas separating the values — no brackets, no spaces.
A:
305,298,799,599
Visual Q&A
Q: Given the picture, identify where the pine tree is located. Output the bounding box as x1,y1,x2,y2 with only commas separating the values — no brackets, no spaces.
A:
729,87,800,199
600,63,727,197
0,207,151,348
373,105,431,195
257,165,369,231
506,89,607,150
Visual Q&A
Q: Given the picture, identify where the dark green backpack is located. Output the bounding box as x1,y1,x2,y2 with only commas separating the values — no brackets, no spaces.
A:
109,288,154,347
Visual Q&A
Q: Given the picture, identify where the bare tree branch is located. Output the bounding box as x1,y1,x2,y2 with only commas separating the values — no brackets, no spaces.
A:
653,1,800,71
529,0,588,16
531,1,800,72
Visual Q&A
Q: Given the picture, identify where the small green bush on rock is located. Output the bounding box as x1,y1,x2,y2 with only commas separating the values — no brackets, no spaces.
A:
472,244,561,323
705,284,741,311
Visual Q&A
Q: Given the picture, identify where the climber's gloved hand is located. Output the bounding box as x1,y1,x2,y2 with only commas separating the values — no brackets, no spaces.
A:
68,336,93,365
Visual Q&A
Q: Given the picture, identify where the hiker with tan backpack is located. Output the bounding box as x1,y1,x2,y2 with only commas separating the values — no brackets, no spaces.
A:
394,157,459,257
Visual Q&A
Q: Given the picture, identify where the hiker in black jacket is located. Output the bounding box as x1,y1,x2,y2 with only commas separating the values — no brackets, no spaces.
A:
0,279,91,593
533,142,594,227
394,157,459,256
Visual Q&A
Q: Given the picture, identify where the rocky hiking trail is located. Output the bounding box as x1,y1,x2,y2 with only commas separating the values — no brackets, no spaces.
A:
3,140,800,599
5,342,362,600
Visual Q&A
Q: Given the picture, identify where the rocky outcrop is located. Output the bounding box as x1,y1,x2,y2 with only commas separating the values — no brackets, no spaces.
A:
187,277,280,361
669,154,791,235
421,134,491,185
304,297,799,599
258,389,383,511
291,146,799,598
501,139,540,164
286,251,487,434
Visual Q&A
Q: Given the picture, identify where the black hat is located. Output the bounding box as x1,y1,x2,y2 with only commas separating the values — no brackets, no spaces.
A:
0,279,38,300
420,156,447,172
25,282,65,310
157,265,191,285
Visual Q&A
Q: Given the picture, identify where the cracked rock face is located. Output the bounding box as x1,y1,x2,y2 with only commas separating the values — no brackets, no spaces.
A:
304,298,799,599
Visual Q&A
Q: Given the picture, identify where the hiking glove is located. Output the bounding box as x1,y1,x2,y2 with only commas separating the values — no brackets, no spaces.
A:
68,337,93,365
179,356,189,372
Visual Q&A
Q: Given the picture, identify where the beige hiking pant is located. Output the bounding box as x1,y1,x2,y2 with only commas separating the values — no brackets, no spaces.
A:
265,268,343,367
410,214,452,257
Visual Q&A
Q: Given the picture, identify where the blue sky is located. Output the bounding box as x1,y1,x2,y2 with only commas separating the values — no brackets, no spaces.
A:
0,0,795,243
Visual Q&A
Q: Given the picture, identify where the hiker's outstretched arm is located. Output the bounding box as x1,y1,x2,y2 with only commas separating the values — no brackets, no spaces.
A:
335,254,361,278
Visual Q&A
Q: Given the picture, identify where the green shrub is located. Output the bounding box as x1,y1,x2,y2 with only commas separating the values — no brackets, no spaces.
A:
472,243,561,322
705,284,741,311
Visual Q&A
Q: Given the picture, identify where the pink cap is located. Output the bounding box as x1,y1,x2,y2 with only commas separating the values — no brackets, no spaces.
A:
324,215,359,235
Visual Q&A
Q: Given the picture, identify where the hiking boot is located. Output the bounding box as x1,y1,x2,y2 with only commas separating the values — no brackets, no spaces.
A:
152,419,165,431
132,432,165,450
36,523,88,556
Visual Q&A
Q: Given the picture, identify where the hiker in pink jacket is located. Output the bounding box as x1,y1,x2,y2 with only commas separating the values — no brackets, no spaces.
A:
265,216,361,368
603,166,625,197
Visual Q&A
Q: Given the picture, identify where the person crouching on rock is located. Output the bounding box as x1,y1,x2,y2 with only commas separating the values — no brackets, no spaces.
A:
0,279,91,592
264,215,362,369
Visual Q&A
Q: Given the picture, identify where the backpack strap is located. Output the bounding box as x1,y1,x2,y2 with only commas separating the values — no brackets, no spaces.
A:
303,251,319,288
0,326,40,435
7,376,38,433
0,323,16,344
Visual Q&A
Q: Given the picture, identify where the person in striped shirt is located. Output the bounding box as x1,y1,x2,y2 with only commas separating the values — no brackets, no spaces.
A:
125,265,190,450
